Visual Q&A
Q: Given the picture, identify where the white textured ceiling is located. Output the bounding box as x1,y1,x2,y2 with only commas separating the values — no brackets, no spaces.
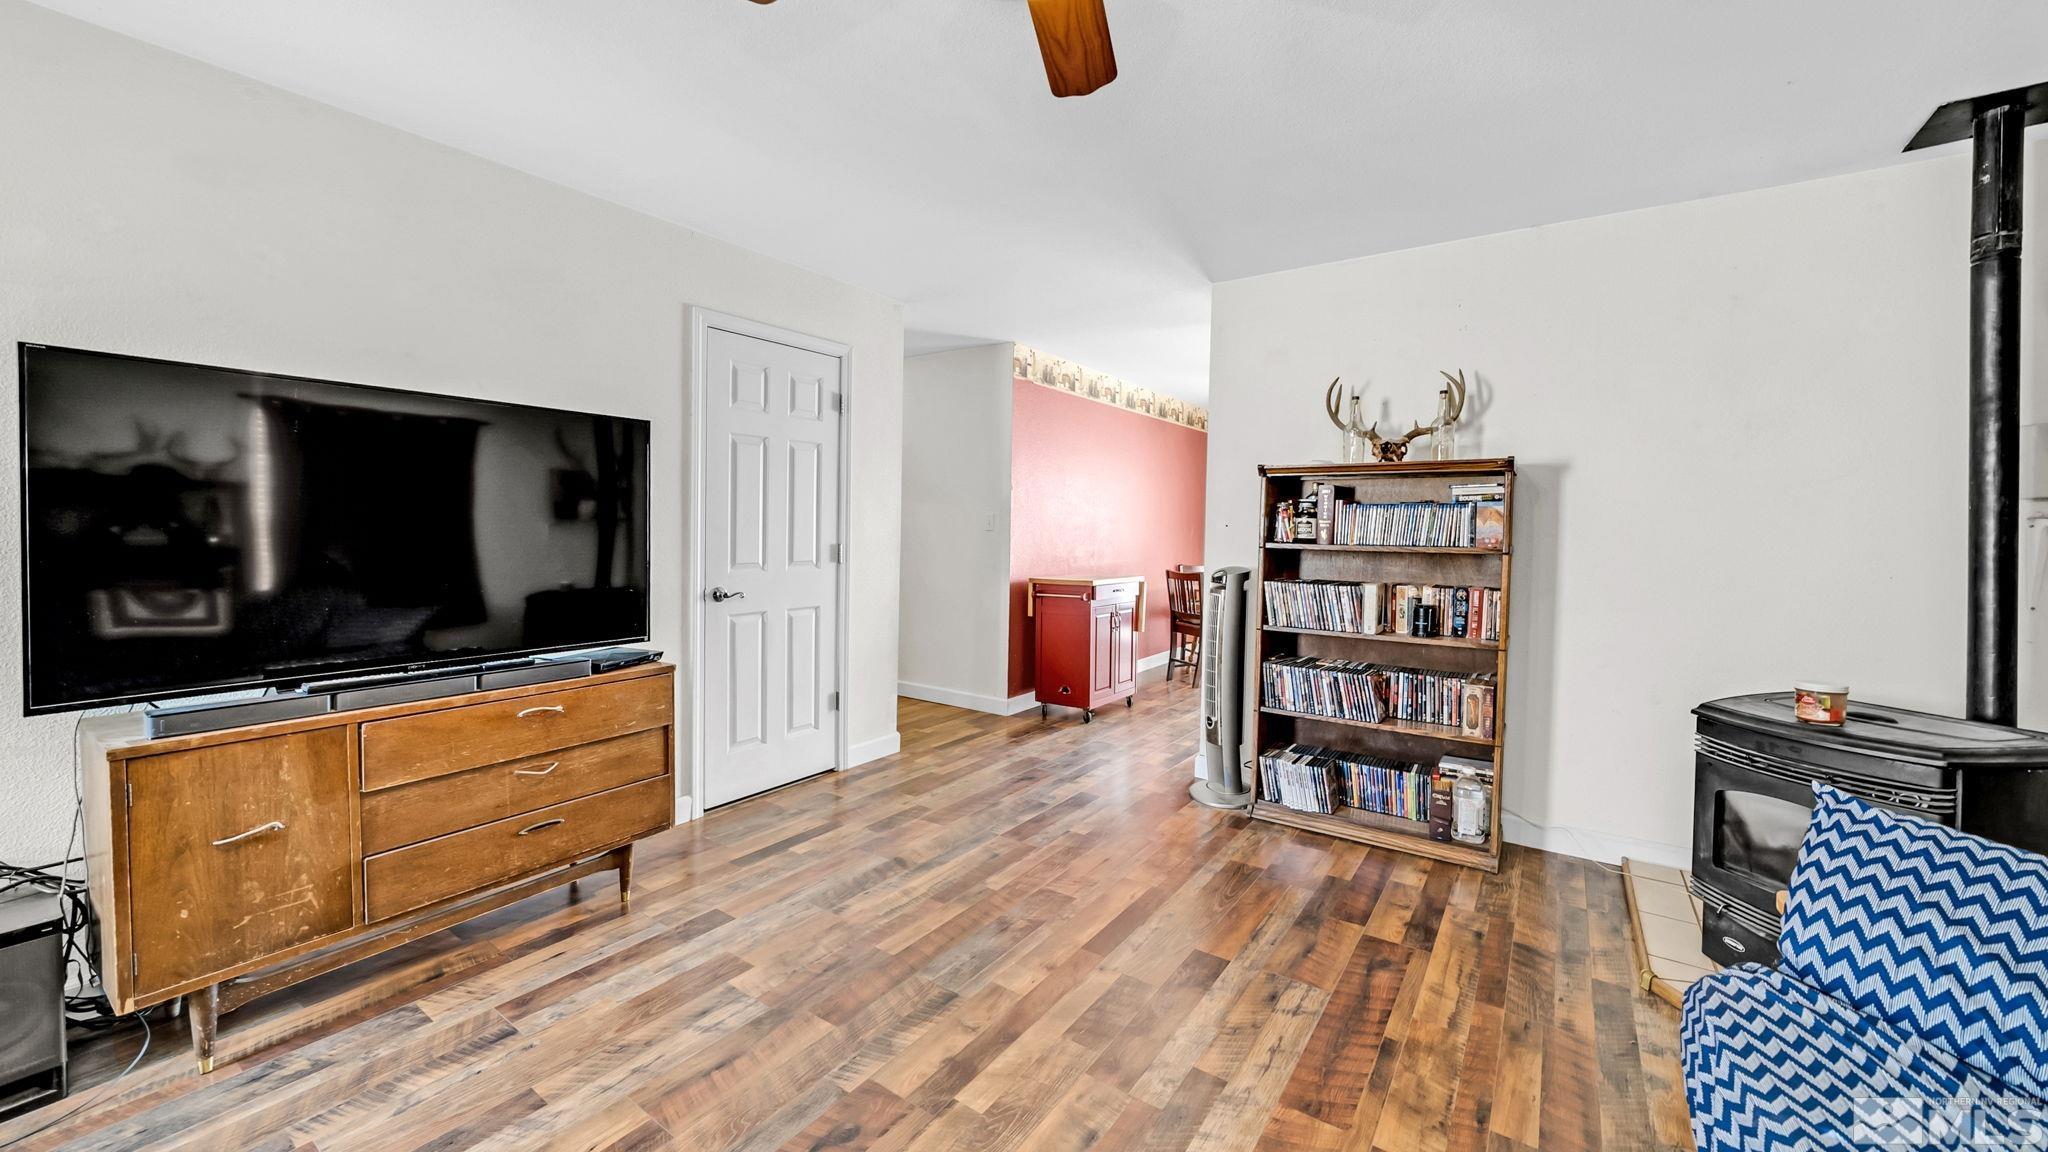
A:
28,1,2048,403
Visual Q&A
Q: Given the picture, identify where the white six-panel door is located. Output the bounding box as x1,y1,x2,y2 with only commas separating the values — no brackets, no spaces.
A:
701,325,842,808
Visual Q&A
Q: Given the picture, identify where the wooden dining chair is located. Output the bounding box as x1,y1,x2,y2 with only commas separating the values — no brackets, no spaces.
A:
1165,568,1204,684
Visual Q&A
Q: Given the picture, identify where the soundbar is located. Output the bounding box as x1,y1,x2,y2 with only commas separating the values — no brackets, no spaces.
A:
143,653,620,737
479,658,593,690
145,693,333,738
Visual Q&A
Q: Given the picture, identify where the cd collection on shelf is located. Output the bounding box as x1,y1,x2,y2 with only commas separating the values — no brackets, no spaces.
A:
1333,500,1482,548
1264,579,1500,642
1261,656,1498,738
1257,744,1343,815
1262,580,1384,633
1392,583,1501,641
1257,744,1493,834
1276,483,1507,551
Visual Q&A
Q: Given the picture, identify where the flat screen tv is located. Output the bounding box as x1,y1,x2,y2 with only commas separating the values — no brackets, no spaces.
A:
18,344,651,714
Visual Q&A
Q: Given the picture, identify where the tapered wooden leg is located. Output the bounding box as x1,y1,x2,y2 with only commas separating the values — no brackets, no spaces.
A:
191,984,219,1074
616,845,634,907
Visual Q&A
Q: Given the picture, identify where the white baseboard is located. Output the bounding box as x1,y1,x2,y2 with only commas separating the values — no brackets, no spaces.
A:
898,680,1036,716
848,731,901,767
1501,811,1689,870
904,653,1175,720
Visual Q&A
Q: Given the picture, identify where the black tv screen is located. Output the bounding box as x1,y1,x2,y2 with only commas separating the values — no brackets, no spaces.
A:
18,345,651,714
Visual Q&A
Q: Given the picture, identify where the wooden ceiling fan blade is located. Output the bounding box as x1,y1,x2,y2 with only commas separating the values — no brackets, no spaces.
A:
1026,0,1117,98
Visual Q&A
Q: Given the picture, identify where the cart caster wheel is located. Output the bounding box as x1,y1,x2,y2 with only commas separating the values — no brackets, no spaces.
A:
1083,710,1093,723
1126,696,1134,708
1040,704,1048,719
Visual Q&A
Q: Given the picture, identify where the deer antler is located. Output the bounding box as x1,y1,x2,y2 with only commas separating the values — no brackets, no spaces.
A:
1324,377,1346,431
1438,370,1467,426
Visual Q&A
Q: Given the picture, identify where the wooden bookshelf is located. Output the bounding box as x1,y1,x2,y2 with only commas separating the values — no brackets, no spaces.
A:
1249,458,1513,873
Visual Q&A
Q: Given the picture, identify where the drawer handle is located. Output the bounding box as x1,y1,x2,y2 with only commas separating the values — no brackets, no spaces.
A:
516,705,566,718
514,761,562,777
516,818,566,837
212,820,285,847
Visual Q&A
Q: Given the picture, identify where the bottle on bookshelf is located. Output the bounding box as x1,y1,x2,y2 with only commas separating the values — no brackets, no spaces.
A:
1441,756,1494,845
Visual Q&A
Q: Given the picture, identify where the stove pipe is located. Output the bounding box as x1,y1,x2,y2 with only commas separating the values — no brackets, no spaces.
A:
1908,85,2048,727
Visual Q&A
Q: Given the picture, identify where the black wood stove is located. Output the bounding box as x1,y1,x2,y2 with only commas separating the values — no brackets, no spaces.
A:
1691,692,2048,967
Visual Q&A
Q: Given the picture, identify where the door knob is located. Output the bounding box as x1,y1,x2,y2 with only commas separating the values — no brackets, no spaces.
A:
709,587,745,603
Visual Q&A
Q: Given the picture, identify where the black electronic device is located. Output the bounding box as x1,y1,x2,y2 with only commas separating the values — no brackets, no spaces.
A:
0,892,66,1120
143,692,332,738
19,344,652,716
582,647,662,674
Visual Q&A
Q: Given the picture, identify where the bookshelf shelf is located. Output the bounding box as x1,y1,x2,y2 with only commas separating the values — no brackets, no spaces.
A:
1260,626,1497,651
1250,458,1514,873
1257,707,1499,750
1250,804,1499,872
1263,542,1507,557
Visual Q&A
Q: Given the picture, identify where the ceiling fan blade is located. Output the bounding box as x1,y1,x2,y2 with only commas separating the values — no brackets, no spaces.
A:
1026,0,1117,98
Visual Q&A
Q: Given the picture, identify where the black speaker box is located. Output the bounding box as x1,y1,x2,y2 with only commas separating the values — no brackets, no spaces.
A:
0,893,66,1119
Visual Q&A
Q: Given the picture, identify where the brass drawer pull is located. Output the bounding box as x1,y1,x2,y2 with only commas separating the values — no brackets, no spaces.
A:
212,820,285,847
516,818,566,837
516,705,566,718
514,761,562,777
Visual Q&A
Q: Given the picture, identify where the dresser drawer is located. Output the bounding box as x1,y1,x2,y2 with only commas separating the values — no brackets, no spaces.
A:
360,729,669,854
1094,580,1142,605
363,775,671,922
360,673,672,790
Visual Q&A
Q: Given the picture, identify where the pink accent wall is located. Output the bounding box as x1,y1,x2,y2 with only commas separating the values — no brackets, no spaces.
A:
1008,378,1208,697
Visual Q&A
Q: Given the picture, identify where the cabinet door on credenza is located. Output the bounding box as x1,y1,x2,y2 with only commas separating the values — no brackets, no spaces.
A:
125,729,354,998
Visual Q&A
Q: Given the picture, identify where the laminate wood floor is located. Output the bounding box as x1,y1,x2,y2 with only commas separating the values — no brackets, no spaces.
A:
3,675,1693,1151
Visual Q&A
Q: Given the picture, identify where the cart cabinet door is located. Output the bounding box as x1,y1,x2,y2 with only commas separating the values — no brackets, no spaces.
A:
1091,604,1117,695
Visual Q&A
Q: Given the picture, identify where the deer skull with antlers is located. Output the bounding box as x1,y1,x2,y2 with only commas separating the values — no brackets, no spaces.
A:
1323,371,1467,463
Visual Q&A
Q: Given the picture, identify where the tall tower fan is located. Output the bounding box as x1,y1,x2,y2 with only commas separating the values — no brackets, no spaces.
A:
1192,566,1252,809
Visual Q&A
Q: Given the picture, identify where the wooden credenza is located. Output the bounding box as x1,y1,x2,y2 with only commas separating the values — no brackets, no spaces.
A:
79,663,676,1071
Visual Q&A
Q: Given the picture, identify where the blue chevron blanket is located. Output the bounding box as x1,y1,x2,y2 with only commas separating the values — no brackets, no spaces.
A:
1684,782,2048,1151
1780,783,2048,1101
1684,963,2043,1149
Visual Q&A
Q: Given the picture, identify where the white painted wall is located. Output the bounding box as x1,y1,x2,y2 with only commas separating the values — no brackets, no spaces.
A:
1209,143,2048,867
0,2,905,860
898,345,1017,712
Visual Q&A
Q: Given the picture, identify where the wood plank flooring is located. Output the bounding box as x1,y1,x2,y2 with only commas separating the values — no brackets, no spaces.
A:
2,675,1693,1151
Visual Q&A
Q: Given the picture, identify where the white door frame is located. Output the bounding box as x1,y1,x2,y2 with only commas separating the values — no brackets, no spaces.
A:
683,307,853,821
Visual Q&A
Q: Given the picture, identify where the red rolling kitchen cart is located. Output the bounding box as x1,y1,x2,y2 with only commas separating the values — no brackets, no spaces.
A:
1027,576,1145,721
